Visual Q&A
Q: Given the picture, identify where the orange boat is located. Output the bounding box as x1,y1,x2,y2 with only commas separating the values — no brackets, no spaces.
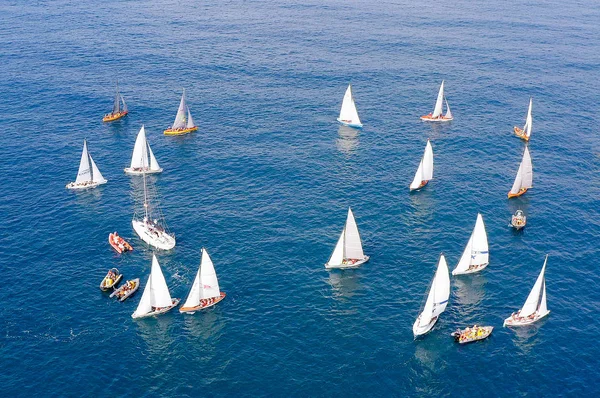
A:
103,81,128,122
513,98,532,141
507,188,528,198
164,88,198,135
109,232,133,254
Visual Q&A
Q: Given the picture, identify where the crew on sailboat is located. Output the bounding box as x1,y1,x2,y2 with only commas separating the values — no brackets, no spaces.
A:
164,88,198,135
420,81,453,122
325,207,370,269
66,140,108,190
103,81,128,122
514,98,533,141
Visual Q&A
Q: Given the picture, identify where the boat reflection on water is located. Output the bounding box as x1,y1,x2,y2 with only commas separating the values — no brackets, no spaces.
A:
453,273,487,308
135,315,176,356
327,269,362,300
336,125,359,155
509,321,547,355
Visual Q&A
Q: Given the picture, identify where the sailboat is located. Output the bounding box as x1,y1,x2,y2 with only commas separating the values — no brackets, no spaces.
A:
180,248,226,314
420,80,453,121
66,140,107,190
413,254,451,337
132,163,176,250
132,254,180,319
504,255,550,326
102,81,128,122
124,125,163,175
452,213,489,275
514,98,532,141
337,84,363,128
508,146,533,198
409,139,434,191
164,88,198,135
325,207,369,269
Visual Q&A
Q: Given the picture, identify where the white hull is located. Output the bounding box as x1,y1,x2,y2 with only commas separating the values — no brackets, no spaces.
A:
503,310,550,327
131,298,180,319
124,167,163,175
325,256,369,269
132,219,176,250
451,262,489,276
337,118,363,128
413,315,438,337
66,180,107,190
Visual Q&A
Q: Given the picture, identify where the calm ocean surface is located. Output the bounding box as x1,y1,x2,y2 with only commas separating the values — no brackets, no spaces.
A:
1,0,599,396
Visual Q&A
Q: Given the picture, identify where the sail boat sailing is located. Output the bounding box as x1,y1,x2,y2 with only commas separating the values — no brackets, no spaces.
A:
325,207,369,269
451,213,489,275
337,84,363,128
103,81,128,122
508,146,533,198
180,248,226,314
514,98,533,141
132,254,180,319
504,255,550,327
132,164,176,250
420,80,453,122
409,139,434,191
124,125,163,175
164,88,198,135
413,254,450,337
66,140,107,190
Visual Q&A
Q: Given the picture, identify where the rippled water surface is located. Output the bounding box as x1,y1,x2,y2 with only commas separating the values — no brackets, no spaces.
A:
1,0,599,396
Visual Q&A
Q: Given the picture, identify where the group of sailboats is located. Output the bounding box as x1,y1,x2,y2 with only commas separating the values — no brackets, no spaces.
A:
132,249,226,319
508,98,535,198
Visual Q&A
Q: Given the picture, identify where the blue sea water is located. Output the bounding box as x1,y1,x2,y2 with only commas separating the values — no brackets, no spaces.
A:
1,0,599,395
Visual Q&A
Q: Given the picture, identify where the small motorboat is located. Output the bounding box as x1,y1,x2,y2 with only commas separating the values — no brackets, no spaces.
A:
100,268,122,291
109,232,133,254
110,278,140,302
451,325,493,344
511,210,527,230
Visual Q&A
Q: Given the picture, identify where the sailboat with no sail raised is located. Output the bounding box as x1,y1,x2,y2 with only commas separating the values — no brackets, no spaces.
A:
325,207,369,269
413,254,450,337
504,255,550,327
124,125,163,175
180,248,226,314
132,254,180,319
420,80,453,122
66,140,107,190
337,84,363,128
409,139,434,191
164,88,198,135
103,81,128,122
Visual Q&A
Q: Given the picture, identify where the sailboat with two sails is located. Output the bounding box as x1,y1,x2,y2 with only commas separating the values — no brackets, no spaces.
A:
514,98,533,141
504,255,550,327
508,146,533,198
337,84,363,128
413,254,451,337
409,139,434,191
420,80,453,122
452,213,489,276
132,254,180,319
103,81,128,122
124,125,163,175
66,140,107,190
180,248,226,314
164,89,198,136
325,207,369,269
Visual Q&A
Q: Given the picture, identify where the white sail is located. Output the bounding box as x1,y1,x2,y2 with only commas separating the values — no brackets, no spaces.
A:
454,234,474,274
75,140,91,184
432,81,444,118
524,98,532,138
410,160,424,190
445,98,453,119
149,255,173,308
419,277,436,327
422,140,434,180
521,146,533,188
183,264,202,309
172,89,188,129
130,126,149,169
510,163,523,194
344,207,364,259
186,107,195,128
338,84,361,126
198,249,220,299
432,254,450,317
327,230,345,266
519,256,548,318
453,213,489,274
132,274,153,318
148,145,160,171
89,155,106,184
113,83,121,114
121,95,128,113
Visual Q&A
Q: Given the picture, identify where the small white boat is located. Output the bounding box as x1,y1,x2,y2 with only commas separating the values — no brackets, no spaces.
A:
124,125,163,175
514,98,532,141
511,210,527,230
132,255,180,319
337,84,363,128
164,89,198,135
452,213,489,275
413,254,450,337
66,140,107,190
504,255,550,327
325,207,369,269
409,139,434,191
508,146,533,198
420,80,453,122
180,248,226,314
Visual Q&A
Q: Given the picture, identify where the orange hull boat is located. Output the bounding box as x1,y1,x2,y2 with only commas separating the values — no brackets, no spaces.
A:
513,126,530,141
508,188,528,198
180,292,226,313
103,111,128,122
109,233,133,253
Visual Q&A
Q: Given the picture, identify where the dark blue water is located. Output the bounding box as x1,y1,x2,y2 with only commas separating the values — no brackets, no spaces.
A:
1,0,599,395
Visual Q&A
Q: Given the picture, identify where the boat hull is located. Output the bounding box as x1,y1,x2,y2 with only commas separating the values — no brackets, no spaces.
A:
409,180,429,192
452,262,489,276
109,233,133,254
132,219,176,250
103,111,128,122
66,180,107,190
513,126,530,141
124,167,163,175
180,292,226,313
164,126,198,136
325,256,370,269
420,114,453,122
503,310,550,327
508,188,528,198
452,326,493,344
110,278,140,302
337,118,363,129
131,298,181,319
413,315,439,337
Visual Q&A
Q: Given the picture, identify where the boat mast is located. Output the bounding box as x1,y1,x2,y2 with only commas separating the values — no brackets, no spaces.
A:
142,139,149,220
